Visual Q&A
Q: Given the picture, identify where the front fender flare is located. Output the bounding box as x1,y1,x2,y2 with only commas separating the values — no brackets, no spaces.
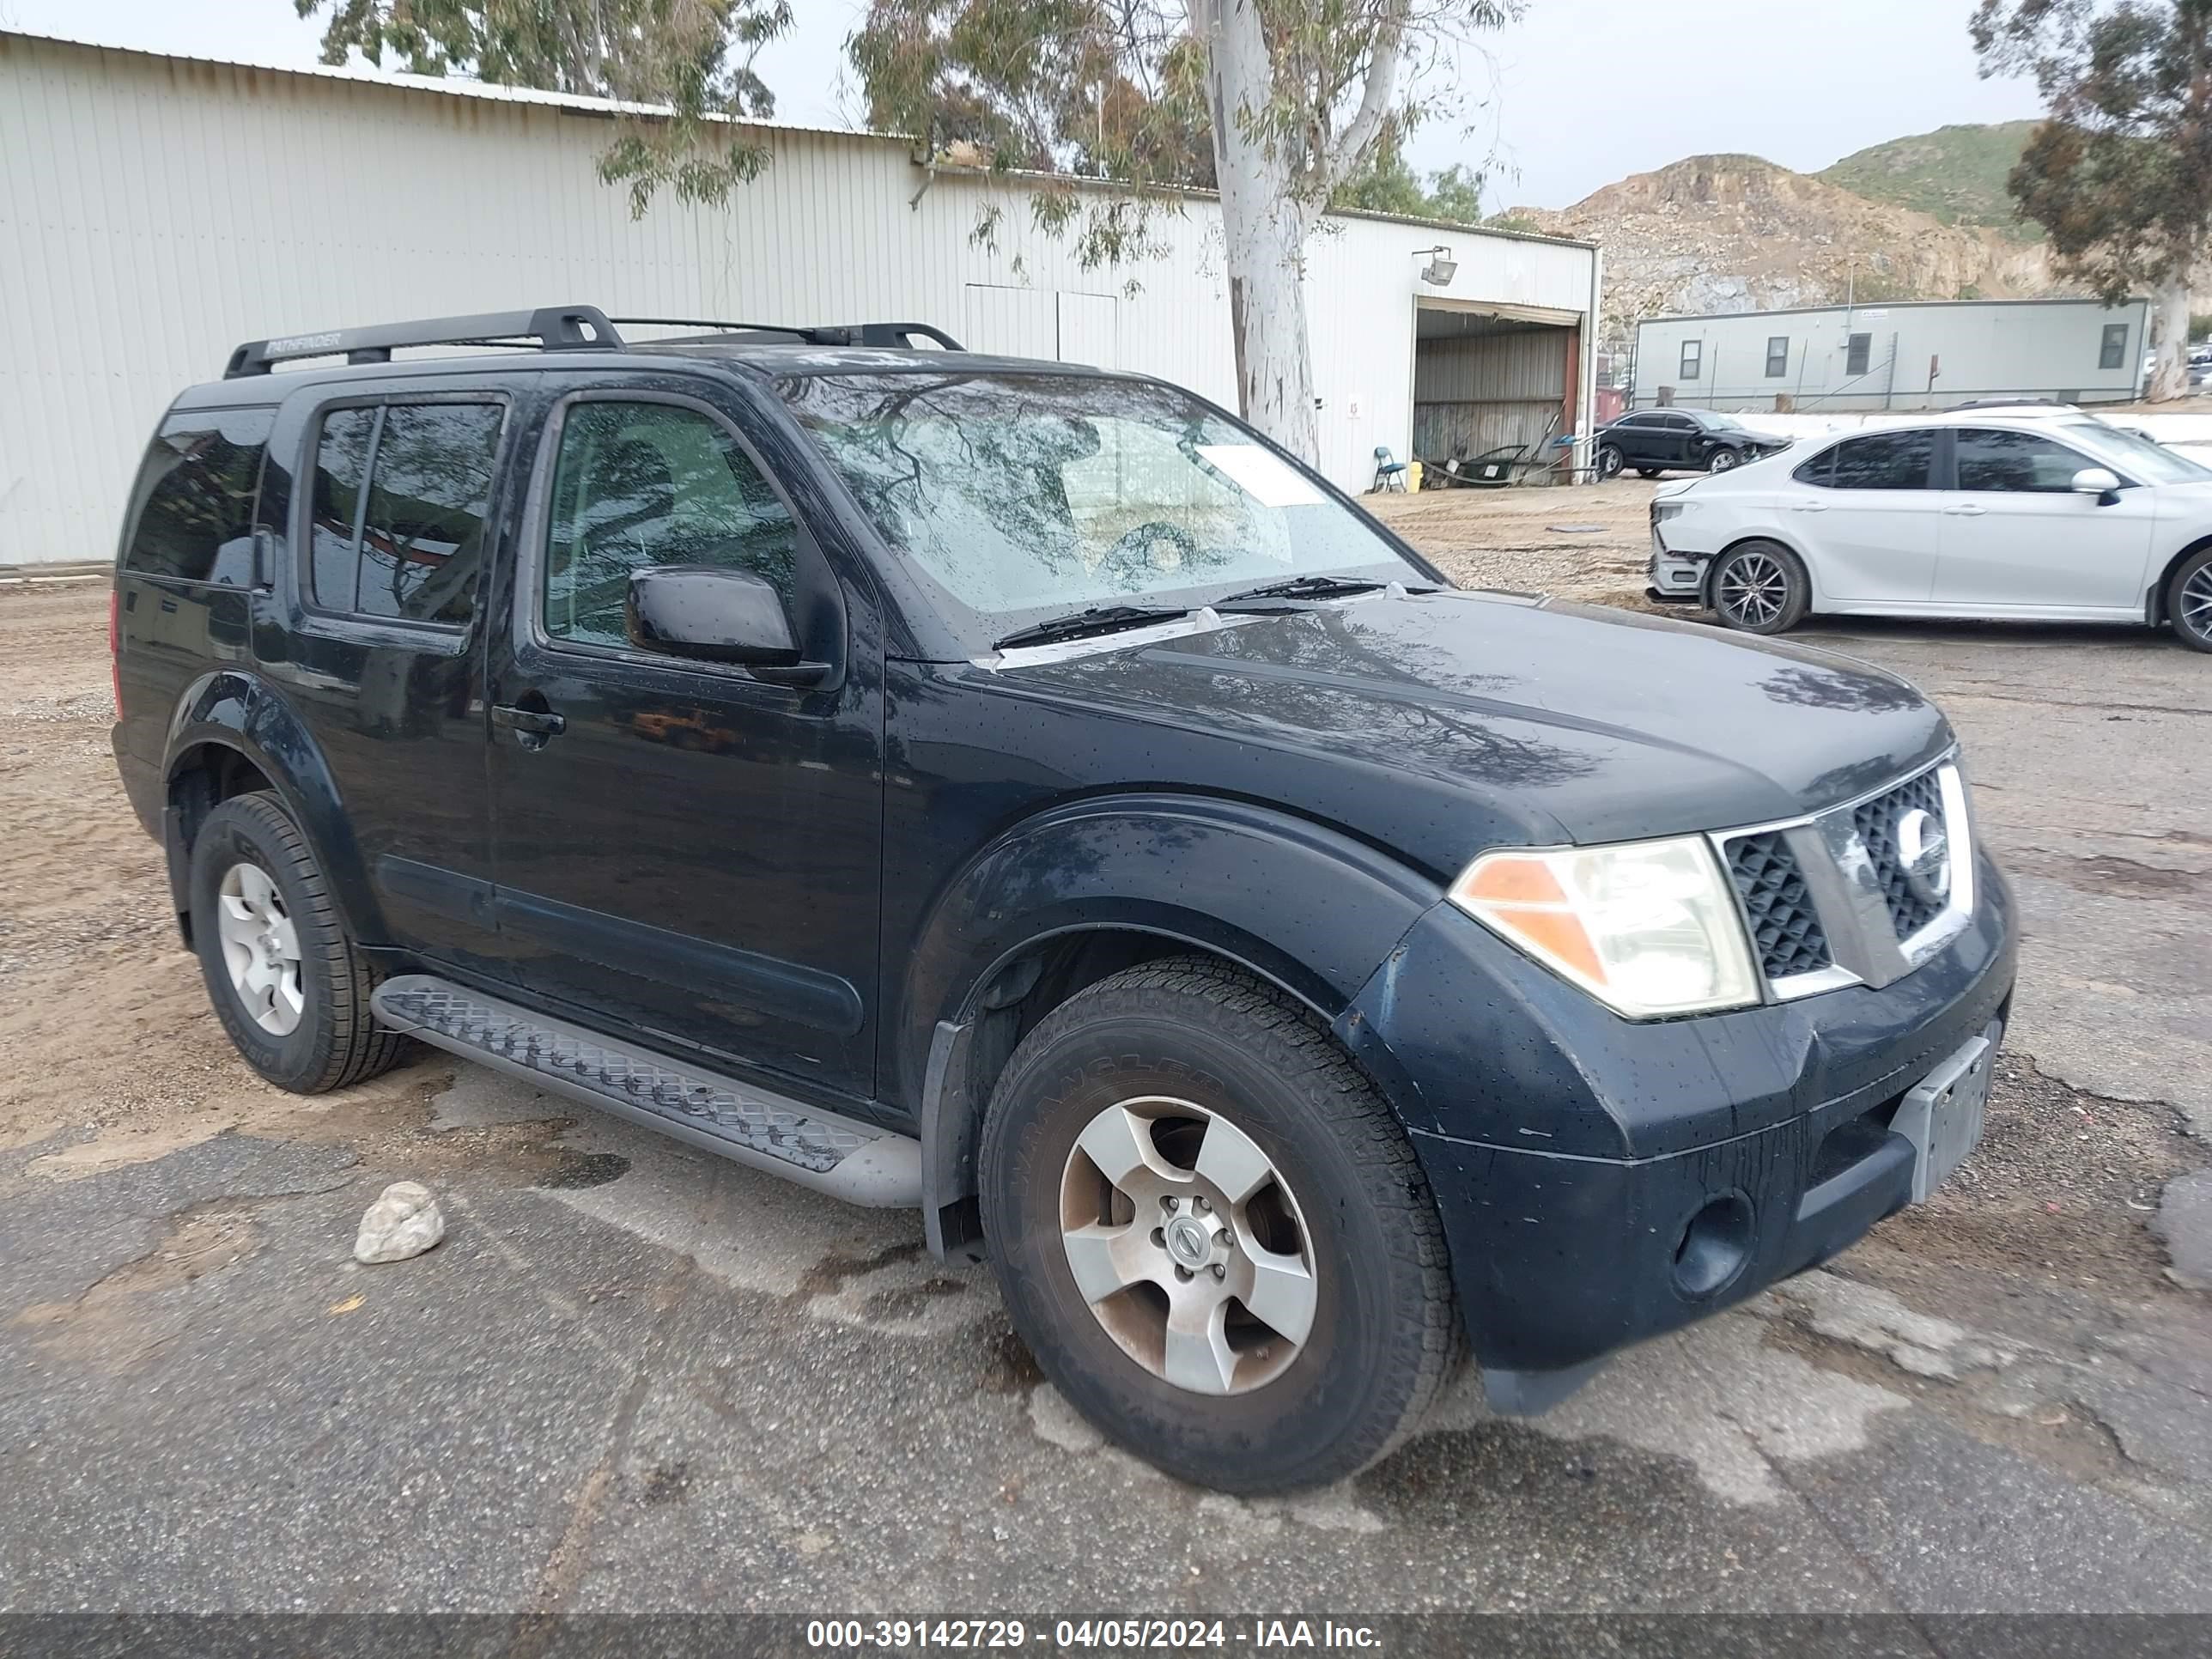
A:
900,794,1443,1257
899,793,1440,1095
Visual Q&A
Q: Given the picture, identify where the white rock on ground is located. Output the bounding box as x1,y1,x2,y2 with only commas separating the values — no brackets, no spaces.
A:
353,1181,446,1264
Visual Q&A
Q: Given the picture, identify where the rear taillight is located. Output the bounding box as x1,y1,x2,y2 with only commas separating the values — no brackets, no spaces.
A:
109,586,123,717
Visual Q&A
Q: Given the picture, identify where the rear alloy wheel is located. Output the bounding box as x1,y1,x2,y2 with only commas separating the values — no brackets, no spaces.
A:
1711,539,1811,635
216,861,305,1036
2170,547,2212,653
1707,447,1741,473
188,791,410,1093
980,958,1457,1493
1598,444,1625,480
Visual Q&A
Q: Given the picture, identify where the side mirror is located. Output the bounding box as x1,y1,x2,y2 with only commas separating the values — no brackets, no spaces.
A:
2071,466,2123,503
627,566,826,684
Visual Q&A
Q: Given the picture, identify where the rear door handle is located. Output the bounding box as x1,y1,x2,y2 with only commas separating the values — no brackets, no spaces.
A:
1793,501,1829,513
491,704,566,738
1943,504,1988,517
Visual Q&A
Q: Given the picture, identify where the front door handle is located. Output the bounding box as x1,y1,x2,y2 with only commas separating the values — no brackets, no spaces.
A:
1793,501,1829,513
1943,503,1989,517
492,703,567,738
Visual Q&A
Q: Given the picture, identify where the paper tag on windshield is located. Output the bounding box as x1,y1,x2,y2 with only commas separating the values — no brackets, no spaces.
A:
1197,445,1326,507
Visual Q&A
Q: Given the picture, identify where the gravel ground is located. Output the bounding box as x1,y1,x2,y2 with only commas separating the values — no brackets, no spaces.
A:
3,512,2209,1618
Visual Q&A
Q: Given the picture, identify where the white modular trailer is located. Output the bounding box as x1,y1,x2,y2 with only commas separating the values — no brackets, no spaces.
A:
1633,297,2152,416
0,29,1601,566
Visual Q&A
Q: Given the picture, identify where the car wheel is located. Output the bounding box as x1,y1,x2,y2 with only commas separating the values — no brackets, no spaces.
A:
1635,467,1662,479
2170,547,2212,653
1708,447,1741,473
1598,444,1625,479
1711,539,1811,635
978,957,1459,1493
188,790,410,1094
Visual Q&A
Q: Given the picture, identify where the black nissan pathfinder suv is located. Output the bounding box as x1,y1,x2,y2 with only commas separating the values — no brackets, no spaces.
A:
111,306,2014,1492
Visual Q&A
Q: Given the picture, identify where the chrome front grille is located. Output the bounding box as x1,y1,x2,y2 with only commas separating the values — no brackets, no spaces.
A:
1712,754,1975,1003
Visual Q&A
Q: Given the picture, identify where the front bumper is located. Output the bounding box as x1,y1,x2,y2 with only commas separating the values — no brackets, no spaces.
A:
1336,852,2016,1392
1646,537,1707,605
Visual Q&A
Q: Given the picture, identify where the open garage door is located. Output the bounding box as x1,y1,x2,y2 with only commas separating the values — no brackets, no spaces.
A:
1413,305,1580,485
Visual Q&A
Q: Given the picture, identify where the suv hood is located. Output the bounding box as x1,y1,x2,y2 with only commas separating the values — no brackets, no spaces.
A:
984,591,1949,868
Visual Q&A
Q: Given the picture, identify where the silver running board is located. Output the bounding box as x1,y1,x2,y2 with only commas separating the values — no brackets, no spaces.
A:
371,975,921,1207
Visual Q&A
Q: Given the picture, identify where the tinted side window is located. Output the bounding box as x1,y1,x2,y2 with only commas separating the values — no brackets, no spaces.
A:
1830,431,1935,490
1957,428,2094,493
1794,447,1837,488
123,409,274,583
310,409,376,610
544,401,799,650
356,405,503,625
308,402,502,624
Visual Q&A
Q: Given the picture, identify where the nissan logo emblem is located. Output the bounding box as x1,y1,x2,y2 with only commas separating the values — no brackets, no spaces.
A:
1896,807,1951,906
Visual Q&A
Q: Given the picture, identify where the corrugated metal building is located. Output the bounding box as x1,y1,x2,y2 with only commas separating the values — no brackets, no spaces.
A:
0,30,1603,567
1633,297,2151,415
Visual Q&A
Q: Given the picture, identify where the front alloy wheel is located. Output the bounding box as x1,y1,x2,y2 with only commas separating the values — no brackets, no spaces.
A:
1711,540,1810,635
2171,548,2212,653
1708,447,1741,472
979,957,1458,1492
1060,1095,1316,1396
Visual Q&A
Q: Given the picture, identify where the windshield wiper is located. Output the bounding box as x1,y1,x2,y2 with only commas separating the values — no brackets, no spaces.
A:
991,604,1192,652
1217,574,1391,606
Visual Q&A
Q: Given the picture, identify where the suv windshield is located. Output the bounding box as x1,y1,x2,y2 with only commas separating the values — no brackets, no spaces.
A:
2061,419,2212,486
777,370,1419,644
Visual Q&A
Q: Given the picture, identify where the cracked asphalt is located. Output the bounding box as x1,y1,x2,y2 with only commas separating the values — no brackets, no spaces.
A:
3,520,2209,1620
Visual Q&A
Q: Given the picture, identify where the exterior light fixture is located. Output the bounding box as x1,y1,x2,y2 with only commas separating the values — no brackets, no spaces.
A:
1415,246,1457,287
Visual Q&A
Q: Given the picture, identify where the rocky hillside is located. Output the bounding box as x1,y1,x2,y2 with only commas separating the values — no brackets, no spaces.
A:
1513,154,2058,337
1815,121,2041,240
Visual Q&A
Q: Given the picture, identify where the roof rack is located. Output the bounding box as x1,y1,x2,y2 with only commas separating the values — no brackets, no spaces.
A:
610,318,964,351
223,306,623,378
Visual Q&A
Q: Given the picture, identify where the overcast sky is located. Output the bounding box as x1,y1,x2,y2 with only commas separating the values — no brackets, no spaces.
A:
4,0,2049,210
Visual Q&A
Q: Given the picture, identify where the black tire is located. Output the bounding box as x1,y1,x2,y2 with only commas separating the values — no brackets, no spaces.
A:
978,957,1459,1493
1597,444,1625,480
2167,546,2212,653
1635,467,1662,479
187,791,409,1094
1710,538,1812,635
1707,447,1741,473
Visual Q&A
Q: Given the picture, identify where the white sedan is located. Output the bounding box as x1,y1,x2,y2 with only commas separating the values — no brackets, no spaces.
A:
1644,407,2212,652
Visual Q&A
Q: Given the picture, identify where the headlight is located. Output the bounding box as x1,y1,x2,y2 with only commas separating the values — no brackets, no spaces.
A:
1448,836,1760,1019
1652,501,1692,523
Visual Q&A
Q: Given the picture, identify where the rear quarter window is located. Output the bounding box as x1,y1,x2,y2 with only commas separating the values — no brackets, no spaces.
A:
122,408,276,583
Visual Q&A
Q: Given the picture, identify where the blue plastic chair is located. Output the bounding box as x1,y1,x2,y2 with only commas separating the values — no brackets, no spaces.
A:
1371,445,1410,492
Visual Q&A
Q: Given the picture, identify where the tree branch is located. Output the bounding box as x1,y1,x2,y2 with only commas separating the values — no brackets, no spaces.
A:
1322,0,1409,188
